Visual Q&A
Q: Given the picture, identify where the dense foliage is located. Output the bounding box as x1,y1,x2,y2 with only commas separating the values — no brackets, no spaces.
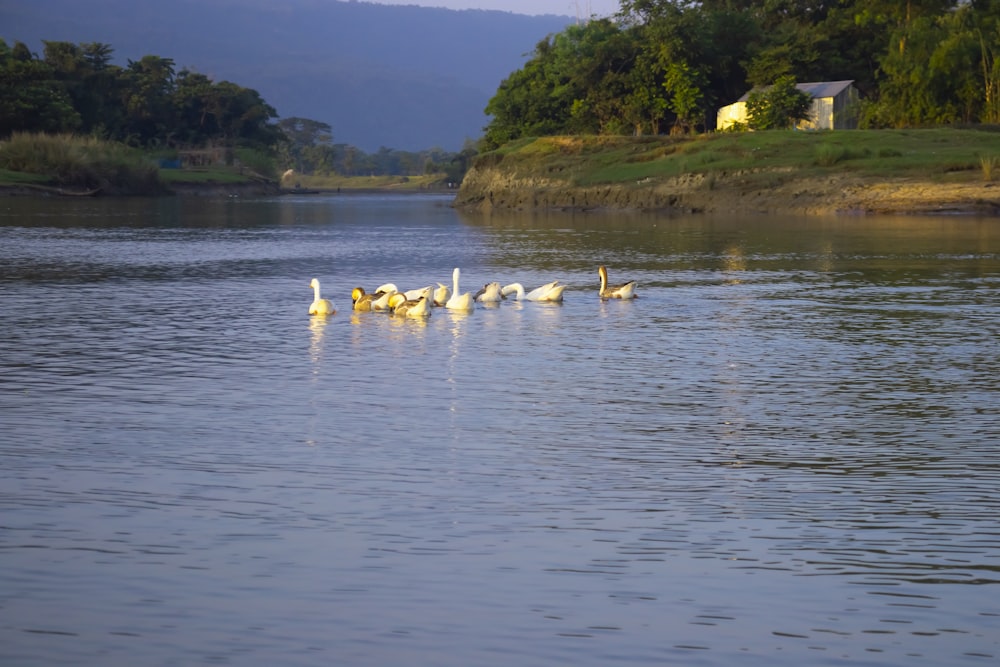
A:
0,39,472,179
0,39,281,150
746,75,813,130
482,0,1000,149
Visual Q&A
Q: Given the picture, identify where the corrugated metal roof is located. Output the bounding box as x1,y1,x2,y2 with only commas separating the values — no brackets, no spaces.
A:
736,80,855,103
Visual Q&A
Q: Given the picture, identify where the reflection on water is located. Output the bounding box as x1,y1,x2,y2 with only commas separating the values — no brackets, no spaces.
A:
308,315,329,365
1,194,998,667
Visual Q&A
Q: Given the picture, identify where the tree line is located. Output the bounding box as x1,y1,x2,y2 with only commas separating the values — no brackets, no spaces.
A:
0,38,471,178
276,117,477,182
483,0,1000,148
0,39,281,150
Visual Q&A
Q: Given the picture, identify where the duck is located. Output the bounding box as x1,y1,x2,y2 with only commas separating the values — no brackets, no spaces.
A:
351,286,377,312
598,265,637,299
371,288,396,312
376,282,433,301
445,268,475,311
408,285,435,302
389,293,432,318
501,280,566,302
474,281,505,303
309,278,336,315
433,282,451,307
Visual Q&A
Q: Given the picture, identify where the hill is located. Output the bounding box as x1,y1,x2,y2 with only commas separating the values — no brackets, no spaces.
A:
0,0,573,151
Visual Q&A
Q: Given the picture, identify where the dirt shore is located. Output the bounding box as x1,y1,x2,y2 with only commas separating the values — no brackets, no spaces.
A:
0,179,281,198
454,167,1000,216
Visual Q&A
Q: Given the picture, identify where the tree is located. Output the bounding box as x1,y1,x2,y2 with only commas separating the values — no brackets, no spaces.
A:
277,117,334,174
972,0,1000,121
120,55,176,145
205,81,280,152
483,20,629,147
663,61,707,133
746,75,812,129
483,34,580,148
0,39,80,136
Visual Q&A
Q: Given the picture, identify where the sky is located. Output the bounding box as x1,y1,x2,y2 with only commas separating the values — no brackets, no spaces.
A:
365,0,621,18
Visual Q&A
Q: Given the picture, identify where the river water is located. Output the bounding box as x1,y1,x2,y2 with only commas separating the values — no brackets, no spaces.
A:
1,193,998,666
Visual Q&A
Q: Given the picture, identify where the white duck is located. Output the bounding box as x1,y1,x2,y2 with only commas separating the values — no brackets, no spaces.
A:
501,280,566,302
445,268,475,311
389,293,432,318
309,278,336,315
474,281,505,303
371,288,396,312
433,282,451,307
598,265,637,299
376,283,433,301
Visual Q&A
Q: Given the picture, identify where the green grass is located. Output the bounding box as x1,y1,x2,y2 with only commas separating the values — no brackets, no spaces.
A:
8,128,1000,196
0,168,52,185
0,132,164,193
285,172,449,191
0,133,278,193
477,128,1000,189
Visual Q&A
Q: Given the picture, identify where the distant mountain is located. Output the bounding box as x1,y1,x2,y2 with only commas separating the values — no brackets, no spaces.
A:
1,0,573,151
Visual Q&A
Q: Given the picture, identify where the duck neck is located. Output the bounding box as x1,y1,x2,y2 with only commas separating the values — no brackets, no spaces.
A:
502,283,524,299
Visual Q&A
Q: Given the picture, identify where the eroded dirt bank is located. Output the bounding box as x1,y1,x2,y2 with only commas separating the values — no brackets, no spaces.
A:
455,166,1000,216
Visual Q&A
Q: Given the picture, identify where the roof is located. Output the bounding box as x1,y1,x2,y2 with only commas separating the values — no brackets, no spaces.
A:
736,80,855,103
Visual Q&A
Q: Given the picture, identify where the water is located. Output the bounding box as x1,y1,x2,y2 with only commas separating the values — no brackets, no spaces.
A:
1,194,998,666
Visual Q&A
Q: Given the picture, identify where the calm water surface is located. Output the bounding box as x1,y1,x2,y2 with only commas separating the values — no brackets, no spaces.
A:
1,194,999,666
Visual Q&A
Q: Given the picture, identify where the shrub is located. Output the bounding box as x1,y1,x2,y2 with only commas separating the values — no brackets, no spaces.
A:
0,132,163,193
980,155,999,181
235,147,278,180
747,76,812,130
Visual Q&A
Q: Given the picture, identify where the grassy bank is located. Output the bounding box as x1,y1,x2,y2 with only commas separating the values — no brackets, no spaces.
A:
457,128,1000,214
0,133,282,196
484,128,1000,187
282,172,450,192
0,132,165,194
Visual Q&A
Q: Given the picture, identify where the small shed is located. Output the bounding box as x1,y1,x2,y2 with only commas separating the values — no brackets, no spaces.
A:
716,80,860,131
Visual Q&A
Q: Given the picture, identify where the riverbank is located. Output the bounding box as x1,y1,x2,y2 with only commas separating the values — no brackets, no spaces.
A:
0,170,450,199
454,129,1000,215
0,179,281,198
279,172,453,193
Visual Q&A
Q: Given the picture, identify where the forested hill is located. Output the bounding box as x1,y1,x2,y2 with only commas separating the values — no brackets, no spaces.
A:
1,0,573,151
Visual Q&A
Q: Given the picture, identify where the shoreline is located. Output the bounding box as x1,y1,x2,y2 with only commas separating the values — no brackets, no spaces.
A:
0,181,456,199
5,172,1000,217
5,176,999,216
454,170,1000,217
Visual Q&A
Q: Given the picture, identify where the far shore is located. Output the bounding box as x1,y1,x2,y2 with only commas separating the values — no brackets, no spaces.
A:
8,129,1000,216
0,179,454,199
7,174,999,216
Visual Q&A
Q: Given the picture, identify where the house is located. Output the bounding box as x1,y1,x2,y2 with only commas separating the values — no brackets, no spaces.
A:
716,80,860,131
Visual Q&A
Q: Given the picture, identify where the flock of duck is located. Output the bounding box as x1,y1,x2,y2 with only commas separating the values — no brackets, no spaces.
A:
308,265,637,317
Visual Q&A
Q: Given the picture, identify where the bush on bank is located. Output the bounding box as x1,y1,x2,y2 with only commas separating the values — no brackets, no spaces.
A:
0,132,164,194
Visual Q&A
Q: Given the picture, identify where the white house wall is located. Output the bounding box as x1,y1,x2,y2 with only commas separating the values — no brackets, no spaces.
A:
717,101,747,130
797,97,834,130
715,81,859,131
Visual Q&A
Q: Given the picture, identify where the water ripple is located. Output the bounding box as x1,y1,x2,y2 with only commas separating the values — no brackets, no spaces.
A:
1,201,998,666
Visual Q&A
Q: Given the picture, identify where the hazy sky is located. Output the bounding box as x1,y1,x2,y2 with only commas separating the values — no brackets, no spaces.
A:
366,1,621,17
